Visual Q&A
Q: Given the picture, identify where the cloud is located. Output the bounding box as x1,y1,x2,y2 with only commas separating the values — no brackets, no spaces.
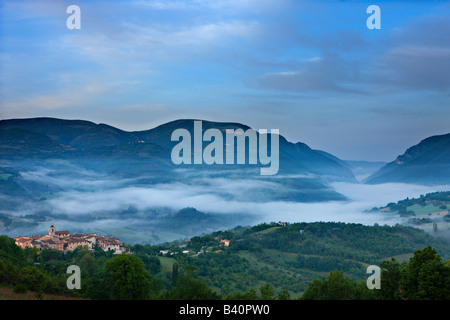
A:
1,80,123,118
132,0,284,11
132,0,189,10
364,12,450,93
251,7,450,95
5,164,450,244
14,167,450,226
69,20,260,66
376,45,450,92
34,181,446,230
255,53,363,93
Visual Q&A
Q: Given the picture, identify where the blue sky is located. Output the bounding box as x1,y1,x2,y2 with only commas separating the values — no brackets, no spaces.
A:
1,0,449,161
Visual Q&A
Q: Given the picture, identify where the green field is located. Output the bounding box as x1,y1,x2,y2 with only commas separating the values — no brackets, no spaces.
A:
158,256,177,274
407,204,446,216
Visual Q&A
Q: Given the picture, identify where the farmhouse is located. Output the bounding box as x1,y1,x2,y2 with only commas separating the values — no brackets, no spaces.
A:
13,225,127,254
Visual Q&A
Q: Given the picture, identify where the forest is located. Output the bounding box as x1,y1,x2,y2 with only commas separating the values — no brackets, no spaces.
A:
1,221,450,300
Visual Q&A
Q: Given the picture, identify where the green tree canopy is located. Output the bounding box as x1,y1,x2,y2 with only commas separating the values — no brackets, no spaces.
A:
104,253,155,300
399,246,450,300
20,266,47,293
301,270,359,300
165,265,219,300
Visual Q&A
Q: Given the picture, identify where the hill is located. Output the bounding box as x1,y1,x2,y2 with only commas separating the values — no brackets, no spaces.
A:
2,221,449,300
0,117,138,150
364,133,450,185
153,221,450,297
368,191,450,242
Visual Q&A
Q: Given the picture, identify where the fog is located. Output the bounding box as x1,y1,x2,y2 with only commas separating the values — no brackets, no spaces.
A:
14,169,450,221
5,166,449,243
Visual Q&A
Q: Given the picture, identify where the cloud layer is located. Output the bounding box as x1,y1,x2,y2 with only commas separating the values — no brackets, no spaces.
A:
9,167,450,227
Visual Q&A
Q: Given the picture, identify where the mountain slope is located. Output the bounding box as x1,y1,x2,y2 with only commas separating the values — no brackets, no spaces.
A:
131,119,356,181
364,133,450,185
0,117,139,150
0,117,356,184
0,118,355,205
0,127,73,159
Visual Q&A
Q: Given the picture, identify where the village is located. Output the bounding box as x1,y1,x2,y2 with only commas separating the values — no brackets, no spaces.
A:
13,225,128,254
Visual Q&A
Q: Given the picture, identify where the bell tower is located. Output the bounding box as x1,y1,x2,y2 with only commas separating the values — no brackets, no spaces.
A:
49,225,55,237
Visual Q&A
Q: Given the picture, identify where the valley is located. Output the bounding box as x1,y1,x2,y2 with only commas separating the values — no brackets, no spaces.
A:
0,118,449,247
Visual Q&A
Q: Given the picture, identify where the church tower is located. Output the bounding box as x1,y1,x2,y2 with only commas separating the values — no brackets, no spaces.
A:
49,225,55,237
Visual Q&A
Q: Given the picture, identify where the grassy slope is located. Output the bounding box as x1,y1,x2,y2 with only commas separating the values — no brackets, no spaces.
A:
0,286,88,300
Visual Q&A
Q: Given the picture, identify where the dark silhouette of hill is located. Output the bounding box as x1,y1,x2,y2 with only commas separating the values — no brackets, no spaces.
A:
365,133,450,185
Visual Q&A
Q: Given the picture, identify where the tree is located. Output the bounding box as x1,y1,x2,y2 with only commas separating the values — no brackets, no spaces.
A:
226,287,258,300
301,270,357,300
37,248,63,263
139,254,161,274
79,252,97,278
0,235,26,267
20,266,47,293
417,258,450,299
103,253,154,300
259,283,274,300
398,246,450,300
276,289,291,300
165,265,219,300
378,258,402,300
82,278,110,300
171,262,179,286
0,259,20,285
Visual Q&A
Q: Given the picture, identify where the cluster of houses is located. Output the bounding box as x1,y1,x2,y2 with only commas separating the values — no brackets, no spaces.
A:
14,225,127,254
159,237,231,256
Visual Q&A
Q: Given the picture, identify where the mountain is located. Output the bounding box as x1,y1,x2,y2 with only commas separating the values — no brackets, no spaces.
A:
0,117,361,244
364,133,450,185
0,118,356,201
0,117,363,242
0,118,355,178
0,117,138,150
344,160,387,182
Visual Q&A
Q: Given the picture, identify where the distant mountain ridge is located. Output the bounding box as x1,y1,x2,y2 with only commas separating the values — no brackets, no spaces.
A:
0,117,356,181
2,118,449,186
0,117,356,204
364,133,450,185
0,117,140,150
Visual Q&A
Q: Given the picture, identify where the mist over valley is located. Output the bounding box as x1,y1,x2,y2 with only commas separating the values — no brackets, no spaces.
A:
1,118,449,245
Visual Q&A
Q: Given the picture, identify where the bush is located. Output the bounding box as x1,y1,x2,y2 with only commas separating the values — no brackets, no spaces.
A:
13,283,28,294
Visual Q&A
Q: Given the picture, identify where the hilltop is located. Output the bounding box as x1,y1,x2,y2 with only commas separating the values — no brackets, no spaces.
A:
365,133,450,185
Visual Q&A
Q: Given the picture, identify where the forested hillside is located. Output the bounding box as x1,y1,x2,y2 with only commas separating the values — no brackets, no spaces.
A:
1,221,450,300
166,221,450,297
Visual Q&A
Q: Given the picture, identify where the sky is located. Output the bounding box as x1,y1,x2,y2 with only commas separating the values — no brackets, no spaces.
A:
1,0,449,162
